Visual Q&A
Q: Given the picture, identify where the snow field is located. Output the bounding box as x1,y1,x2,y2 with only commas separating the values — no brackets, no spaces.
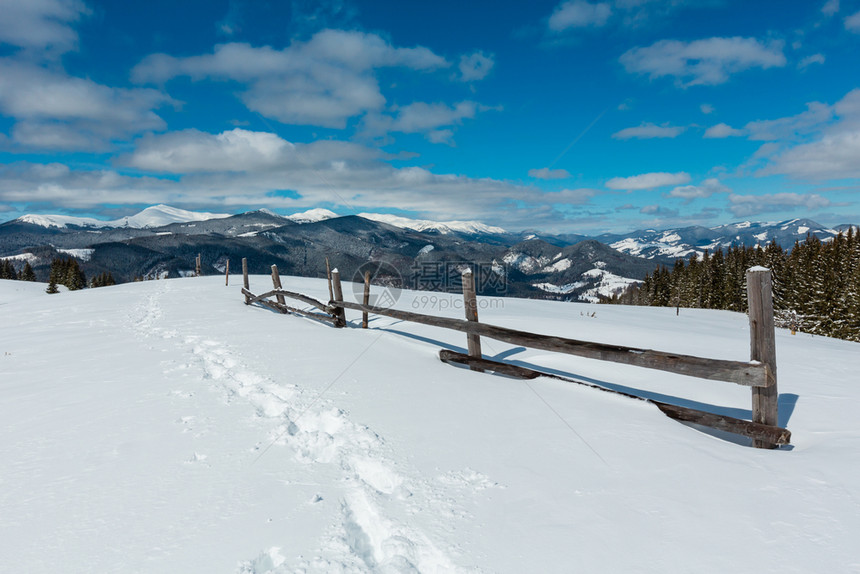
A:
1,276,860,573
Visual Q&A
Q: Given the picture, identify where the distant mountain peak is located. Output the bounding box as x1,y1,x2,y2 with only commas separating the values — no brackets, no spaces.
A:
357,212,507,235
15,205,230,230
286,208,339,223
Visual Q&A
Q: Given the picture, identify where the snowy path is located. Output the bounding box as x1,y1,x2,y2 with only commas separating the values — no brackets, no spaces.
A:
121,278,485,572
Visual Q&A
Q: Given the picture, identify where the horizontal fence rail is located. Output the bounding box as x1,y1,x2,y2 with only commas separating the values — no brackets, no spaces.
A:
333,299,769,387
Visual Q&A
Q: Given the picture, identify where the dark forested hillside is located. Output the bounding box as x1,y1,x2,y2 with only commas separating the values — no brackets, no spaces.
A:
608,228,860,342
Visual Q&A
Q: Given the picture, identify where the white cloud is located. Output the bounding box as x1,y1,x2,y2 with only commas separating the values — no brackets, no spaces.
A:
668,178,729,201
548,1,612,31
606,172,690,190
845,10,860,31
23,128,595,230
529,167,571,180
459,51,494,82
728,193,831,217
743,89,860,181
363,101,494,144
703,123,745,138
639,204,679,217
132,30,449,129
745,101,833,141
700,103,714,114
612,122,685,139
620,37,786,87
798,53,825,70
822,0,840,16
0,60,172,150
0,0,89,53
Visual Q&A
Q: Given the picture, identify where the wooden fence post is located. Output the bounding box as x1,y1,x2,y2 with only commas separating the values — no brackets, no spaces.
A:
362,270,371,329
196,254,201,277
225,259,230,286
747,267,778,449
331,269,346,327
325,257,334,302
462,268,483,371
271,265,286,306
242,258,249,304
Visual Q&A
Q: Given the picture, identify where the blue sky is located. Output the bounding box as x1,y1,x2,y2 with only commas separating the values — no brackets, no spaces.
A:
1,0,859,234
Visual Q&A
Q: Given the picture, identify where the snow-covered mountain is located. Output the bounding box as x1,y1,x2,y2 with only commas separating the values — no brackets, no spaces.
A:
2,275,858,572
601,218,843,260
17,204,231,229
285,208,339,224
358,212,508,235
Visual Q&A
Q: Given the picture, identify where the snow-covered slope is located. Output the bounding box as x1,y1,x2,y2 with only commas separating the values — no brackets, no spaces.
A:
16,204,231,229
358,212,508,235
286,208,339,224
2,277,859,572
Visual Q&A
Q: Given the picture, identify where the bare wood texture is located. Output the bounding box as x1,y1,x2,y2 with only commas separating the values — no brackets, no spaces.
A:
225,259,230,286
242,258,249,304
242,288,333,314
271,265,286,306
461,269,483,371
439,350,790,446
747,268,779,449
325,257,334,302
334,300,767,386
362,271,371,329
242,289,337,325
330,269,346,328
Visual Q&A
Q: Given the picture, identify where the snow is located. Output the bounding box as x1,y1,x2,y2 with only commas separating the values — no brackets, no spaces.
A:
2,276,860,572
797,226,810,234
17,205,230,229
532,281,583,294
502,252,550,274
2,252,39,263
541,257,572,273
418,244,435,255
286,208,339,223
56,248,95,261
358,213,507,235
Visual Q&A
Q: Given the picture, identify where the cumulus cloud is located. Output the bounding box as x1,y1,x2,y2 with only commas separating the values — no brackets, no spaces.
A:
529,167,571,179
700,103,714,114
667,178,729,201
363,101,494,144
620,37,786,87
612,122,685,139
12,128,593,229
459,51,494,82
746,89,860,180
548,1,612,31
745,101,833,141
822,0,840,16
703,123,745,138
0,60,172,150
132,30,449,128
728,193,831,217
605,171,691,190
0,0,89,53
845,10,860,31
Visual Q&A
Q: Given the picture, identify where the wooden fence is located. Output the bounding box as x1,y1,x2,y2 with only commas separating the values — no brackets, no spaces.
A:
239,258,789,449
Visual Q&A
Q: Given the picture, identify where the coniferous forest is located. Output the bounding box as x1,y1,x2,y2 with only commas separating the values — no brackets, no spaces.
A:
607,228,860,343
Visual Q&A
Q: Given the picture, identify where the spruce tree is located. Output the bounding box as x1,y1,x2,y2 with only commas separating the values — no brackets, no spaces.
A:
19,262,36,282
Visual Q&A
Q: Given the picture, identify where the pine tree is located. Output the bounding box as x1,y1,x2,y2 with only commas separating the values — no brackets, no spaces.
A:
19,262,36,282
